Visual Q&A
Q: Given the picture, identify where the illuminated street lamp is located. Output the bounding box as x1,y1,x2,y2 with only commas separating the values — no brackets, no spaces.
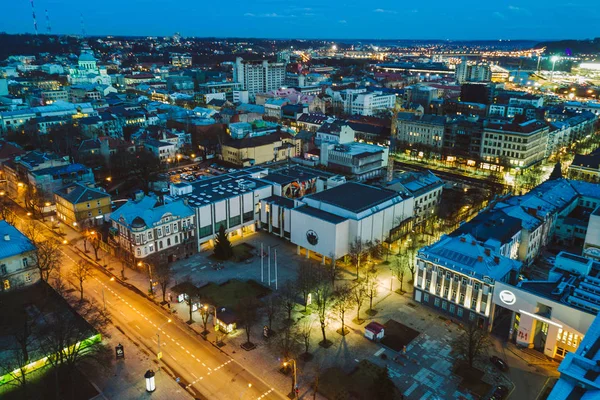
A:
138,261,154,294
283,359,298,399
144,369,156,392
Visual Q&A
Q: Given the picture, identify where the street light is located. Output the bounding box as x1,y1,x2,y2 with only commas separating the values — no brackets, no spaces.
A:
138,261,154,294
144,369,156,392
157,318,172,369
283,359,298,399
240,383,252,399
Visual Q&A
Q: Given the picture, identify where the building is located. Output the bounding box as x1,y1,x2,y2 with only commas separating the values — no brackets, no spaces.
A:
68,47,111,86
414,233,522,328
319,142,389,181
0,221,38,292
584,206,600,261
28,163,95,203
233,58,286,98
329,88,396,116
144,139,177,163
54,182,112,229
170,53,192,68
395,113,446,150
455,61,492,84
221,131,301,167
549,313,600,399
386,170,444,224
109,193,197,266
481,119,549,169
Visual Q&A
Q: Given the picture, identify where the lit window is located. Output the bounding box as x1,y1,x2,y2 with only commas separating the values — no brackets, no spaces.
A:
3,279,10,290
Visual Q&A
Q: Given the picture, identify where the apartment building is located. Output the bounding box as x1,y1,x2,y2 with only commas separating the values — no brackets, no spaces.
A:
0,221,38,292
395,113,446,150
233,58,286,97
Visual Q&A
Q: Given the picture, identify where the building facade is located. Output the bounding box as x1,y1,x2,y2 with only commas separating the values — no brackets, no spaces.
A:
0,221,38,292
54,182,112,229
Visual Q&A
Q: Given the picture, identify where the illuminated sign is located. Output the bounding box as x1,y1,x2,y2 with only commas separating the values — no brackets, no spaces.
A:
499,290,516,306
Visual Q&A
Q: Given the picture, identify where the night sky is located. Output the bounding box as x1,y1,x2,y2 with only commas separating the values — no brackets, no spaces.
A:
3,0,598,40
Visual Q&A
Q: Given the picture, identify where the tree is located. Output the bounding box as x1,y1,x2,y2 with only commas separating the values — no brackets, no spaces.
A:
370,365,397,400
280,281,297,322
272,321,300,360
89,231,102,261
110,148,163,193
32,238,62,282
185,288,198,324
452,322,492,368
351,280,367,323
199,305,211,335
0,195,16,226
213,225,233,260
237,296,261,348
296,318,314,360
348,237,368,279
72,259,94,302
154,263,172,304
264,294,281,332
326,252,341,287
314,270,333,347
391,256,408,293
365,270,379,314
332,284,354,336
296,261,317,312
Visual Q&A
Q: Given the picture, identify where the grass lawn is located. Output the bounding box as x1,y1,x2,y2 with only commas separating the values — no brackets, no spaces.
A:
319,360,403,400
380,319,420,352
197,279,271,309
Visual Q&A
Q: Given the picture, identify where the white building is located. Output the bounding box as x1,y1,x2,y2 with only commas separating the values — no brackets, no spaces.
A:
109,194,197,266
455,60,492,84
0,221,39,292
386,170,444,224
68,48,111,86
144,139,177,163
233,57,286,97
329,88,396,116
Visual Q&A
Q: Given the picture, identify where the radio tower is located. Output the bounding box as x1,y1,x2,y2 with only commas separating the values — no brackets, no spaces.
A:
45,9,51,34
80,13,86,37
30,0,38,35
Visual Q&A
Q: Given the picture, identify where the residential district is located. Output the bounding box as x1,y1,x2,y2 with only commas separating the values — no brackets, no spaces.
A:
1,34,600,400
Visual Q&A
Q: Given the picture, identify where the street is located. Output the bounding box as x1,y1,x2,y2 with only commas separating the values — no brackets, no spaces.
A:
8,202,284,400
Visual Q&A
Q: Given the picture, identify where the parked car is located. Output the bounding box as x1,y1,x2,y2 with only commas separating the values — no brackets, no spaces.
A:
489,385,509,400
490,356,508,371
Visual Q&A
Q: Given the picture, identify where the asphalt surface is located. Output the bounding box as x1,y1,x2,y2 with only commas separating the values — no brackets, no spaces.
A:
9,203,284,400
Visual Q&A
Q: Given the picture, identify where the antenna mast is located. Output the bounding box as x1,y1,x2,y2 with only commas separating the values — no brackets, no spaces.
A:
30,0,38,35
80,13,86,37
45,9,51,34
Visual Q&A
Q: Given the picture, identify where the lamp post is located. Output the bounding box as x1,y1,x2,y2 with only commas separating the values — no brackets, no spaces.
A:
239,383,252,399
157,318,171,369
550,55,559,83
283,359,298,399
138,261,154,295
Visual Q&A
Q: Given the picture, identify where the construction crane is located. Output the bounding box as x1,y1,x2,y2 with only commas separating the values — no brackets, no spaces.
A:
45,9,51,34
30,0,38,35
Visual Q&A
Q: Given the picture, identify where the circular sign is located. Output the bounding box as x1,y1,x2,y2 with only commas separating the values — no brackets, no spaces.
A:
499,290,516,306
306,230,319,245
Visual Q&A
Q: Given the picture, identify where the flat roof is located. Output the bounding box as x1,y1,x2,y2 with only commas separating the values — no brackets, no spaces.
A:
294,205,348,224
305,182,399,214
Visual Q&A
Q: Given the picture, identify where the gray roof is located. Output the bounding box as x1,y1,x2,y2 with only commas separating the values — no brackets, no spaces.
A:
294,205,347,224
110,195,194,228
0,221,36,259
304,182,399,213
54,183,110,205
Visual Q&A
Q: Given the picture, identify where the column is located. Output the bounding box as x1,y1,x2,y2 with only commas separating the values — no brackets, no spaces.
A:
322,255,326,265
296,245,301,255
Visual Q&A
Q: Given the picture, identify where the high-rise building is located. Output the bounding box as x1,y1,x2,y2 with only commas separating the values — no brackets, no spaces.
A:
233,57,286,98
170,53,192,68
455,60,492,84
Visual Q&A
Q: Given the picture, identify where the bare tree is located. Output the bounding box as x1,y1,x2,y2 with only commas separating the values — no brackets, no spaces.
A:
280,281,297,322
391,256,408,293
327,252,340,288
296,318,314,359
32,238,62,282
351,280,367,323
185,289,197,324
199,305,211,335
154,263,172,304
296,261,317,312
71,259,94,302
264,294,281,332
22,220,43,245
272,321,300,361
314,270,333,347
89,231,102,261
452,322,492,368
332,284,354,336
365,270,379,314
348,237,368,280
237,296,261,348
0,196,16,226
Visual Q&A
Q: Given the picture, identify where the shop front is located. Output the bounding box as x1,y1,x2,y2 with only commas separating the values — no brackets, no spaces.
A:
491,281,595,359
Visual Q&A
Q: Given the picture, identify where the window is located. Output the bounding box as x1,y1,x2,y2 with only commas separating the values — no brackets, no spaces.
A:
159,241,163,249
442,301,447,310
424,293,429,302
469,312,476,321
97,201,101,206
474,282,480,291
175,235,179,244
173,223,178,232
198,225,213,238
165,225,170,234
3,279,10,290
87,203,90,208
98,209,103,215
434,298,440,307
148,231,153,240
471,298,477,309
460,293,465,304
157,228,163,238
0,264,6,275
449,304,455,314
22,258,28,268
24,273,32,283
167,238,171,246
457,308,463,317
136,248,141,256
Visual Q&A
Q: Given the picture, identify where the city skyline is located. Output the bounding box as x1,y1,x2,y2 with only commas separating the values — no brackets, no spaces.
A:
2,0,599,40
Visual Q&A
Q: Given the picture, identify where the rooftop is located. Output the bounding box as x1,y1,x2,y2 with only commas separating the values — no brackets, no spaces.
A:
0,221,36,260
304,182,399,214
293,205,348,224
54,182,110,205
110,195,193,229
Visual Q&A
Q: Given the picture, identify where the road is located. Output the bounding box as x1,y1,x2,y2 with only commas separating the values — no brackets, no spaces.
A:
9,204,284,400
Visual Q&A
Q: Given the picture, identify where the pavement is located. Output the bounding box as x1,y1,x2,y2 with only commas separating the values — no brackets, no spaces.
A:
6,201,285,400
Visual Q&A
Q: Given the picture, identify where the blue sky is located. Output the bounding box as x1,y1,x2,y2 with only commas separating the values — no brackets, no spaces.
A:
3,0,598,40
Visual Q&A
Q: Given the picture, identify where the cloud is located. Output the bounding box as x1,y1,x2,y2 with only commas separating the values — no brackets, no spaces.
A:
493,11,506,19
244,12,296,18
244,13,255,17
338,20,347,24
373,8,398,14
303,12,316,16
508,5,531,15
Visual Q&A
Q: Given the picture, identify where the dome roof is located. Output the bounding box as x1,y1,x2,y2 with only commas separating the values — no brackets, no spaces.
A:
131,216,146,228
79,52,96,62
